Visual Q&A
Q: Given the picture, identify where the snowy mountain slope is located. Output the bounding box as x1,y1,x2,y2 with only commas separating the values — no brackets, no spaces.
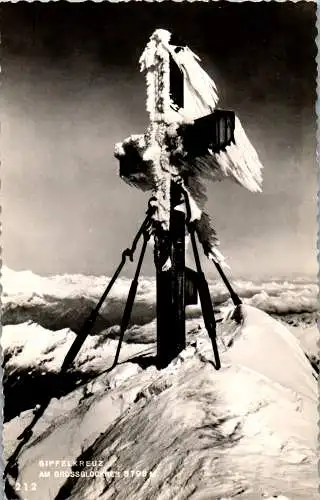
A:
3,305,317,500
2,322,156,375
1,317,204,424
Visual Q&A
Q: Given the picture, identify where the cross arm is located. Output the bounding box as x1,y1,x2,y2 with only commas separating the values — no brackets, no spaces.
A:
115,134,154,191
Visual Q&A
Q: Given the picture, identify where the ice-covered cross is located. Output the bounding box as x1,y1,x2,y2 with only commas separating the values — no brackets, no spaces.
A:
115,29,263,268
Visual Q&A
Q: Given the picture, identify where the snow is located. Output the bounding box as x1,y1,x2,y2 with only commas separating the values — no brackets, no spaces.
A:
3,298,318,500
286,322,318,359
2,321,155,375
225,306,316,401
2,323,75,372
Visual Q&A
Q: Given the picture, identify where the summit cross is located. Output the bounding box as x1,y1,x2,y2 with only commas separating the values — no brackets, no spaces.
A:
115,29,263,368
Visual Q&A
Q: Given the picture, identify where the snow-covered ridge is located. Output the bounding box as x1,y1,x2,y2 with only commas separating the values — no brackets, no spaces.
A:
3,305,318,499
2,266,318,334
2,266,318,498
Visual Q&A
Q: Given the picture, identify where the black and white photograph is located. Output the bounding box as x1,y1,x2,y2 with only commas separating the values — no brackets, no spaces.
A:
1,2,318,499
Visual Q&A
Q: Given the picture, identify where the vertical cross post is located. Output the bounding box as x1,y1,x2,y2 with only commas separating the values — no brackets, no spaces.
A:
155,182,186,368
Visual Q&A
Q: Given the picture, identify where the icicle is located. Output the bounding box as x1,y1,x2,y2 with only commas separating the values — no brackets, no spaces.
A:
178,115,263,194
141,29,219,122
169,46,219,120
215,116,263,192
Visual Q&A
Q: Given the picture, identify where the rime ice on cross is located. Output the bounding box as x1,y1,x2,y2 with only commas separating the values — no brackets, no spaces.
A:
115,29,263,267
115,29,263,367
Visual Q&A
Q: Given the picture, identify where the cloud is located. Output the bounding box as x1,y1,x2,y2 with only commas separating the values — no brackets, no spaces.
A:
2,267,317,334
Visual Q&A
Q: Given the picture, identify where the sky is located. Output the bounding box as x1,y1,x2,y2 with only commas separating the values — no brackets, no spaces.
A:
2,2,317,280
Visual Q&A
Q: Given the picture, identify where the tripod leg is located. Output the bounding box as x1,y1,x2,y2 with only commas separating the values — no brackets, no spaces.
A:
112,232,149,368
211,261,242,306
189,228,221,370
176,183,220,369
195,272,221,370
181,184,241,307
60,212,152,374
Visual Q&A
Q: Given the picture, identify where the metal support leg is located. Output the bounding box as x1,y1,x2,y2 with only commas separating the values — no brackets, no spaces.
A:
189,226,221,370
181,186,220,369
112,229,150,368
60,206,153,374
211,261,242,306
